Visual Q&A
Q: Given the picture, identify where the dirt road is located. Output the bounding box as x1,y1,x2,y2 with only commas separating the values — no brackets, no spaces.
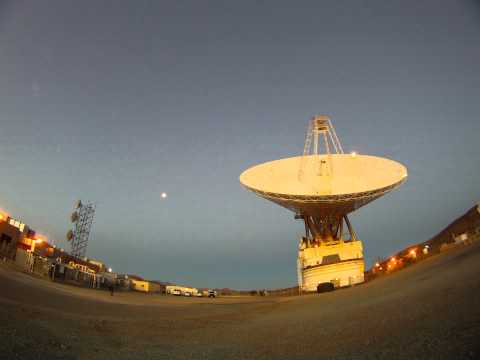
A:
1,242,480,359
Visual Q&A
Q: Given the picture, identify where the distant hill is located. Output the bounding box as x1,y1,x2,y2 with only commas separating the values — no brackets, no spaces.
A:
424,202,480,251
367,203,480,276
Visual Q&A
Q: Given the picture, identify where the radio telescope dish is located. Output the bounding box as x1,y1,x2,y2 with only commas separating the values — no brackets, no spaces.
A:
240,154,407,216
240,115,407,292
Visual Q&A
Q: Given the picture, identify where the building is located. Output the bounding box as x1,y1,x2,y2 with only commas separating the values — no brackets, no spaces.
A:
298,238,364,291
116,274,132,290
47,248,101,273
0,211,109,289
150,281,167,294
0,215,39,266
87,259,106,273
131,279,161,293
0,218,22,260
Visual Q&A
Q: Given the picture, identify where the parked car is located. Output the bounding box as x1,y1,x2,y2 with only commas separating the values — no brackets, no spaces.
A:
208,290,217,298
195,292,203,297
172,289,181,296
183,291,192,297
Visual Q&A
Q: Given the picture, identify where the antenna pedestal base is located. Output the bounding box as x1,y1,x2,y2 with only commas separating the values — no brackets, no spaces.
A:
297,240,365,292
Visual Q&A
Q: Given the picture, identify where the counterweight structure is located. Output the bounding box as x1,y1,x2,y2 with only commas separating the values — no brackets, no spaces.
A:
67,201,96,259
240,115,407,292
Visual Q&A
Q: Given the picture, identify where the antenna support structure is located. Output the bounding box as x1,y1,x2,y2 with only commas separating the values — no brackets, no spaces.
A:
295,116,364,291
67,200,96,259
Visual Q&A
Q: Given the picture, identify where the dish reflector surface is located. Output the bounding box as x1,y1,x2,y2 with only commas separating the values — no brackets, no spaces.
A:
240,154,407,216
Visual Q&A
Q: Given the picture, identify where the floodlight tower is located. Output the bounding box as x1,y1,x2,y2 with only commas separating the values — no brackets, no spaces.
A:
67,200,96,259
240,115,407,292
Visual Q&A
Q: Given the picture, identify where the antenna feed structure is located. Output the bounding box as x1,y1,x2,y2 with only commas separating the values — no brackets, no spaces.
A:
297,116,355,246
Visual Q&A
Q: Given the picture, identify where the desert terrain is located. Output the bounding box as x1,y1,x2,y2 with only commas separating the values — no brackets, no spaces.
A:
1,242,480,360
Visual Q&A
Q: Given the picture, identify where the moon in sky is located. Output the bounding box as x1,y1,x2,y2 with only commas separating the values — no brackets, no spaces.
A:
161,192,167,199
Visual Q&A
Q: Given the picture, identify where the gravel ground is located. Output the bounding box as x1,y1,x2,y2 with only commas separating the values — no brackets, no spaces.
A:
1,242,480,360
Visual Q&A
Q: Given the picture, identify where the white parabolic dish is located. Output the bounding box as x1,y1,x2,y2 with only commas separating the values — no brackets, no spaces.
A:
240,154,407,216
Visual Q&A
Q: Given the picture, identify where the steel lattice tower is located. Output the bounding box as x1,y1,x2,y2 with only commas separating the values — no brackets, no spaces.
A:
68,201,96,259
